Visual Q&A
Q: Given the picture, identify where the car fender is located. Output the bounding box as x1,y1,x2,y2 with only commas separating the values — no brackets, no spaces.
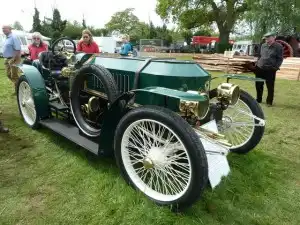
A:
132,86,208,102
16,64,50,119
98,92,135,156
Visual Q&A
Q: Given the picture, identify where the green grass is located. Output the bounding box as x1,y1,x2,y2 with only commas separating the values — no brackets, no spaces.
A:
0,57,300,225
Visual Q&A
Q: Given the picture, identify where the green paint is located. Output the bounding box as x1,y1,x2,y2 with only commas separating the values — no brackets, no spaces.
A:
133,87,208,102
17,64,50,119
90,56,211,110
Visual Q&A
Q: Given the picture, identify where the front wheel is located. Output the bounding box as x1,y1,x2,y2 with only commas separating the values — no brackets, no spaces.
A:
114,105,208,211
209,89,265,154
17,75,40,129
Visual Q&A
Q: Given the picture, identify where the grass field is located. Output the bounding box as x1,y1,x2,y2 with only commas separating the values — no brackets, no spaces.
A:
0,57,300,225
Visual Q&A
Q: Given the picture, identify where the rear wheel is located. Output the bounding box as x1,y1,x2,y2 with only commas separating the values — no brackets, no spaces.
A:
275,40,293,58
70,64,118,137
209,89,265,154
17,75,40,129
114,106,208,211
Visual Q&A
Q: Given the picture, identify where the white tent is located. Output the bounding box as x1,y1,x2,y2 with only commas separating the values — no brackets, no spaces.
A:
12,29,51,41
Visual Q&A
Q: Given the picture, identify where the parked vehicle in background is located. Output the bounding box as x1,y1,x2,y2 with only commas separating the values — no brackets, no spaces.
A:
93,36,122,53
232,40,253,56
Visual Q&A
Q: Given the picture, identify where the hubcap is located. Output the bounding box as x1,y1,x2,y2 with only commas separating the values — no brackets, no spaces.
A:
143,158,153,169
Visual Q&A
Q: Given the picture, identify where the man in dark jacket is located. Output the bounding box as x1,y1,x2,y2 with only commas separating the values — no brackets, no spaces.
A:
255,32,284,106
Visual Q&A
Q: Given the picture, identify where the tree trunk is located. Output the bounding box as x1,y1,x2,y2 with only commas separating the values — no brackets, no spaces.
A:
216,29,231,53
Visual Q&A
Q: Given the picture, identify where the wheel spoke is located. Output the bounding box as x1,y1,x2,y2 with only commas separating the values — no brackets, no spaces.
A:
120,119,192,202
18,81,37,126
216,98,256,149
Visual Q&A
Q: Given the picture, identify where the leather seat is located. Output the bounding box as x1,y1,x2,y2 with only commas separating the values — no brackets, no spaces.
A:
38,51,68,79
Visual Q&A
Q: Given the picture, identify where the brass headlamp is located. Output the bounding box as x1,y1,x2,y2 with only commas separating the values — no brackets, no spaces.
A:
216,83,240,105
179,91,209,119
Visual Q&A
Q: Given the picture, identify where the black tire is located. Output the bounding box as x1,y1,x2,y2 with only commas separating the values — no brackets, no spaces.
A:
16,75,40,129
114,105,208,211
70,64,118,137
209,88,265,154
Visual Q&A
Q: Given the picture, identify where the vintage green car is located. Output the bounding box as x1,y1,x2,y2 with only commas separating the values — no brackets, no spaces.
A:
16,37,265,211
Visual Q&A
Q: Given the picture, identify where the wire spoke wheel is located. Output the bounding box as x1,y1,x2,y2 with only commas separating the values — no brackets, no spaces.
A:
121,119,192,201
18,79,38,127
209,89,265,154
114,106,208,211
216,99,255,149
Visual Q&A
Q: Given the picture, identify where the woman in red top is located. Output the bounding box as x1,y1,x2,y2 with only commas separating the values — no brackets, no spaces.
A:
28,32,48,60
77,29,100,54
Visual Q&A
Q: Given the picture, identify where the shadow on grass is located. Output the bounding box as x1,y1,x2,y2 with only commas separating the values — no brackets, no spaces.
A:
35,124,119,175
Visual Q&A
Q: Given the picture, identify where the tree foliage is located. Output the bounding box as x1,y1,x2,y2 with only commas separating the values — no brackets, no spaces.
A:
245,0,300,41
12,21,23,31
104,8,175,45
82,17,87,29
51,8,67,40
105,8,140,35
63,20,83,39
31,8,42,33
156,0,250,52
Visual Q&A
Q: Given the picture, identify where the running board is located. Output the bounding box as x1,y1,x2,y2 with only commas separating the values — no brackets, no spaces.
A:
39,118,99,155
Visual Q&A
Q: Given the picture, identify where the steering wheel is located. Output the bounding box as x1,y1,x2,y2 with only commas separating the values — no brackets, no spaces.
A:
51,37,77,63
51,37,76,55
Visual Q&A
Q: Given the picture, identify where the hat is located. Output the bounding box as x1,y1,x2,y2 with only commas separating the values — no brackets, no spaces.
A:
263,32,276,38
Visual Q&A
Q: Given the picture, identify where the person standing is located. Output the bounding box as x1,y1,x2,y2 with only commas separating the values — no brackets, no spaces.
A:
119,34,133,56
255,32,284,106
76,29,100,54
2,25,21,95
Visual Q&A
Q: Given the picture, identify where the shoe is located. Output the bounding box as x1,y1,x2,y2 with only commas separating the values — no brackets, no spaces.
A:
266,103,272,107
0,126,9,133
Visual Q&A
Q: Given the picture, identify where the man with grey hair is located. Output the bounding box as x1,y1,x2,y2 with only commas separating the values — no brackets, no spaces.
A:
255,32,283,106
2,25,21,95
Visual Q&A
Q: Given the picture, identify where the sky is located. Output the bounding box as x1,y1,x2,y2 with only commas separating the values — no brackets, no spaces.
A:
0,0,174,32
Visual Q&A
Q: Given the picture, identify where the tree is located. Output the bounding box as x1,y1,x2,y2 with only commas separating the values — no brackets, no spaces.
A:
149,21,157,39
130,22,150,43
155,24,173,46
31,8,42,32
63,20,82,39
156,0,250,52
180,29,193,45
105,8,151,43
12,21,23,31
193,25,215,36
51,8,67,40
41,17,53,38
82,17,87,29
105,8,140,35
245,0,300,41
